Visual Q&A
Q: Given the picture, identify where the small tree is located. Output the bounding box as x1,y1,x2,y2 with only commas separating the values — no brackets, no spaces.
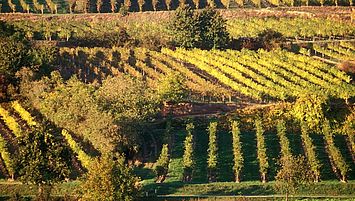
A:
275,155,314,201
82,154,140,201
152,0,158,11
15,126,70,199
231,120,243,183
182,123,195,182
168,5,200,48
207,122,218,182
166,0,172,10
154,144,169,183
193,0,200,8
110,0,117,12
96,0,103,13
19,0,30,13
68,0,76,13
138,0,144,11
8,0,16,13
169,6,229,49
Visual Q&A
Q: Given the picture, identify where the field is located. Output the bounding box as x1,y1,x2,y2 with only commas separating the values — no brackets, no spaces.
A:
0,5,355,201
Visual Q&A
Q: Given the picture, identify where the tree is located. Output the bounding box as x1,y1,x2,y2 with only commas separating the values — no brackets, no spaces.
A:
15,126,70,199
110,0,117,12
182,123,194,182
138,0,145,11
193,0,200,8
275,155,314,201
207,122,218,182
81,154,140,201
21,73,119,153
168,6,200,48
198,8,230,49
169,6,229,49
166,0,172,10
8,0,16,13
154,144,169,183
231,120,243,183
0,23,28,80
68,0,76,13
96,0,103,12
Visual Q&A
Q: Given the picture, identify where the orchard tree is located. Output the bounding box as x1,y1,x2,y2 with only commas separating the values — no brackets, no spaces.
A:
15,126,71,199
82,154,140,201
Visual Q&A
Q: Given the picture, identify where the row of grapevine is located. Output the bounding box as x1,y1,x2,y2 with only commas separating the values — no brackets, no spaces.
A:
59,47,232,101
277,120,292,160
300,122,321,182
0,106,22,138
182,123,194,182
227,18,355,39
313,44,355,61
231,121,243,183
61,129,93,170
207,122,218,182
162,48,261,100
322,120,349,182
151,51,232,100
340,42,355,51
11,101,37,127
0,135,14,179
255,119,268,183
164,48,354,101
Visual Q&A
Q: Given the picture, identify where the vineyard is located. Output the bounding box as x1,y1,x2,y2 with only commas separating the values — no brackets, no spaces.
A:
0,0,355,13
0,99,354,190
0,4,355,200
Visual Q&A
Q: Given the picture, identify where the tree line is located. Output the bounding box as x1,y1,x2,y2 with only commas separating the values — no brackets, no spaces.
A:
1,0,354,14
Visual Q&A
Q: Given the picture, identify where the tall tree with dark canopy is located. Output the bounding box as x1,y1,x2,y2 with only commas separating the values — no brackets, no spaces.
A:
15,125,70,199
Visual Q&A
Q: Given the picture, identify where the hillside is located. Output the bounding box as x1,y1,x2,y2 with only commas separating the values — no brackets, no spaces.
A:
0,6,355,200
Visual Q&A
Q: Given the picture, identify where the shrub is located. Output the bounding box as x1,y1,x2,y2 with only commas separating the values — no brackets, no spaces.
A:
292,94,328,132
257,29,285,51
82,154,140,201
